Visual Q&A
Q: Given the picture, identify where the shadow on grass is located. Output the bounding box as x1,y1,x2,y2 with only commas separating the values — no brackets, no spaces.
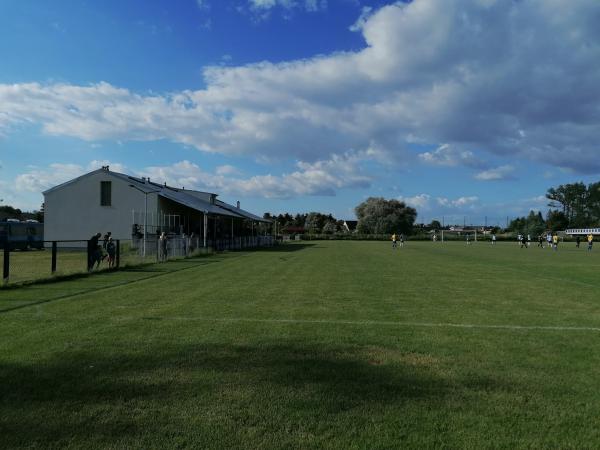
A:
258,243,318,253
0,342,490,447
0,259,220,314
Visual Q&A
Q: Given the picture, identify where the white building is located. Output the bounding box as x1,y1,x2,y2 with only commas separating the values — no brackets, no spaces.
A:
43,166,270,243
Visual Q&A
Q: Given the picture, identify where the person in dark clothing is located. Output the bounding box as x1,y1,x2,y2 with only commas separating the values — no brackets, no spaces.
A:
106,236,116,268
101,232,111,261
87,232,102,271
576,236,581,248
520,234,527,249
159,232,168,262
102,232,111,249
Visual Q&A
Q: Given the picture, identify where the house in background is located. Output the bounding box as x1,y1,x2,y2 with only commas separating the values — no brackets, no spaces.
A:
342,220,358,233
43,166,271,244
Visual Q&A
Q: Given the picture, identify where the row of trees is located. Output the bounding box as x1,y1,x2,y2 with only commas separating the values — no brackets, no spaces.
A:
0,205,43,222
508,181,600,234
265,197,418,235
263,212,346,234
546,181,600,228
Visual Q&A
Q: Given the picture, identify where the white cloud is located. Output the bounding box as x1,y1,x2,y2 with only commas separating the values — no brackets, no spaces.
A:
249,0,277,9
196,0,210,10
349,6,373,32
215,164,241,176
398,193,481,213
418,144,486,169
248,0,326,12
14,161,128,193
12,153,371,200
1,0,600,173
474,164,515,181
398,193,432,210
141,152,371,198
436,196,479,208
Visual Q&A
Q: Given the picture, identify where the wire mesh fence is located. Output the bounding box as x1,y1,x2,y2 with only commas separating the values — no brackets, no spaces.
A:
1,235,275,287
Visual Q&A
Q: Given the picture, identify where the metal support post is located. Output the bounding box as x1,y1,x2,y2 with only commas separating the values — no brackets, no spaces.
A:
143,192,148,258
3,247,9,285
203,211,208,249
51,241,57,273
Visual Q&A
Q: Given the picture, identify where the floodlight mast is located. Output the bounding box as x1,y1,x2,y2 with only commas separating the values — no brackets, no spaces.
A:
129,184,160,257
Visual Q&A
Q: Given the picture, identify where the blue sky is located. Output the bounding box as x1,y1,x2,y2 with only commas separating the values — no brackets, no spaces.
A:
1,0,600,225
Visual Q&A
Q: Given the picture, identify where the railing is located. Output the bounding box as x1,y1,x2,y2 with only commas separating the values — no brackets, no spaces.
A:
1,235,275,286
565,228,600,235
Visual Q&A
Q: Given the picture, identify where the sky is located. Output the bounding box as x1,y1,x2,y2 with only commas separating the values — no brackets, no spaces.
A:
1,0,600,226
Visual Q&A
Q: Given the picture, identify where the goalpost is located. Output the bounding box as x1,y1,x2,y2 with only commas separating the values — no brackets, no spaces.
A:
437,229,478,243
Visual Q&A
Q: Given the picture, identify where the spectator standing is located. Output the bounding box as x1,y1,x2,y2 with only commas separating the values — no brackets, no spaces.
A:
87,232,102,271
106,237,116,268
159,232,168,262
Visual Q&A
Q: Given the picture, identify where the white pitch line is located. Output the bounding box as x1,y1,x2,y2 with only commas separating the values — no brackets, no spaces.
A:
130,316,600,332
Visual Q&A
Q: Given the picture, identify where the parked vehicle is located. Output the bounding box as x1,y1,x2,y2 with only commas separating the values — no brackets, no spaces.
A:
0,220,44,250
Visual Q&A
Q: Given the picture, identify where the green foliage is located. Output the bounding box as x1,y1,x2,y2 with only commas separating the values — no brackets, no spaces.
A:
0,204,43,222
429,220,442,230
508,210,546,235
321,221,338,234
355,197,417,234
546,209,569,231
546,181,600,227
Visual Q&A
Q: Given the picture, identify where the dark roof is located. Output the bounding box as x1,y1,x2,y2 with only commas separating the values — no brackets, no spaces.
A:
215,199,271,223
282,226,305,233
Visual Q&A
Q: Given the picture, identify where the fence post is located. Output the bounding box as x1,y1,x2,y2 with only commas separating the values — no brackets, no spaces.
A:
87,240,91,272
3,247,8,285
51,241,57,273
116,240,120,268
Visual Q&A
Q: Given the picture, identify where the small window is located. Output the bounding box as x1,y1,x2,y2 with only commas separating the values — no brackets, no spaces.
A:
100,181,112,206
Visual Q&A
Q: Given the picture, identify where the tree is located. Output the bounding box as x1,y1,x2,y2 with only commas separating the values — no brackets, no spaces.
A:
587,182,600,226
546,210,569,231
508,211,546,235
355,197,417,235
305,212,327,233
547,182,591,227
293,213,306,227
429,220,442,230
322,221,338,234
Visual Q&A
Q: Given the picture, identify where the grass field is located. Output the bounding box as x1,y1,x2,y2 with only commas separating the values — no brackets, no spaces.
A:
1,240,600,448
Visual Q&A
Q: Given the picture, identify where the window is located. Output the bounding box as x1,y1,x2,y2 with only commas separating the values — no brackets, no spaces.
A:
100,181,112,206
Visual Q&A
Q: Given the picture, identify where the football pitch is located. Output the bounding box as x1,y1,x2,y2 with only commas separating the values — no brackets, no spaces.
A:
1,240,599,448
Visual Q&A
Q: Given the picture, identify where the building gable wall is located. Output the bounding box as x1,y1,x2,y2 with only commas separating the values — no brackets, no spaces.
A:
44,171,158,242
